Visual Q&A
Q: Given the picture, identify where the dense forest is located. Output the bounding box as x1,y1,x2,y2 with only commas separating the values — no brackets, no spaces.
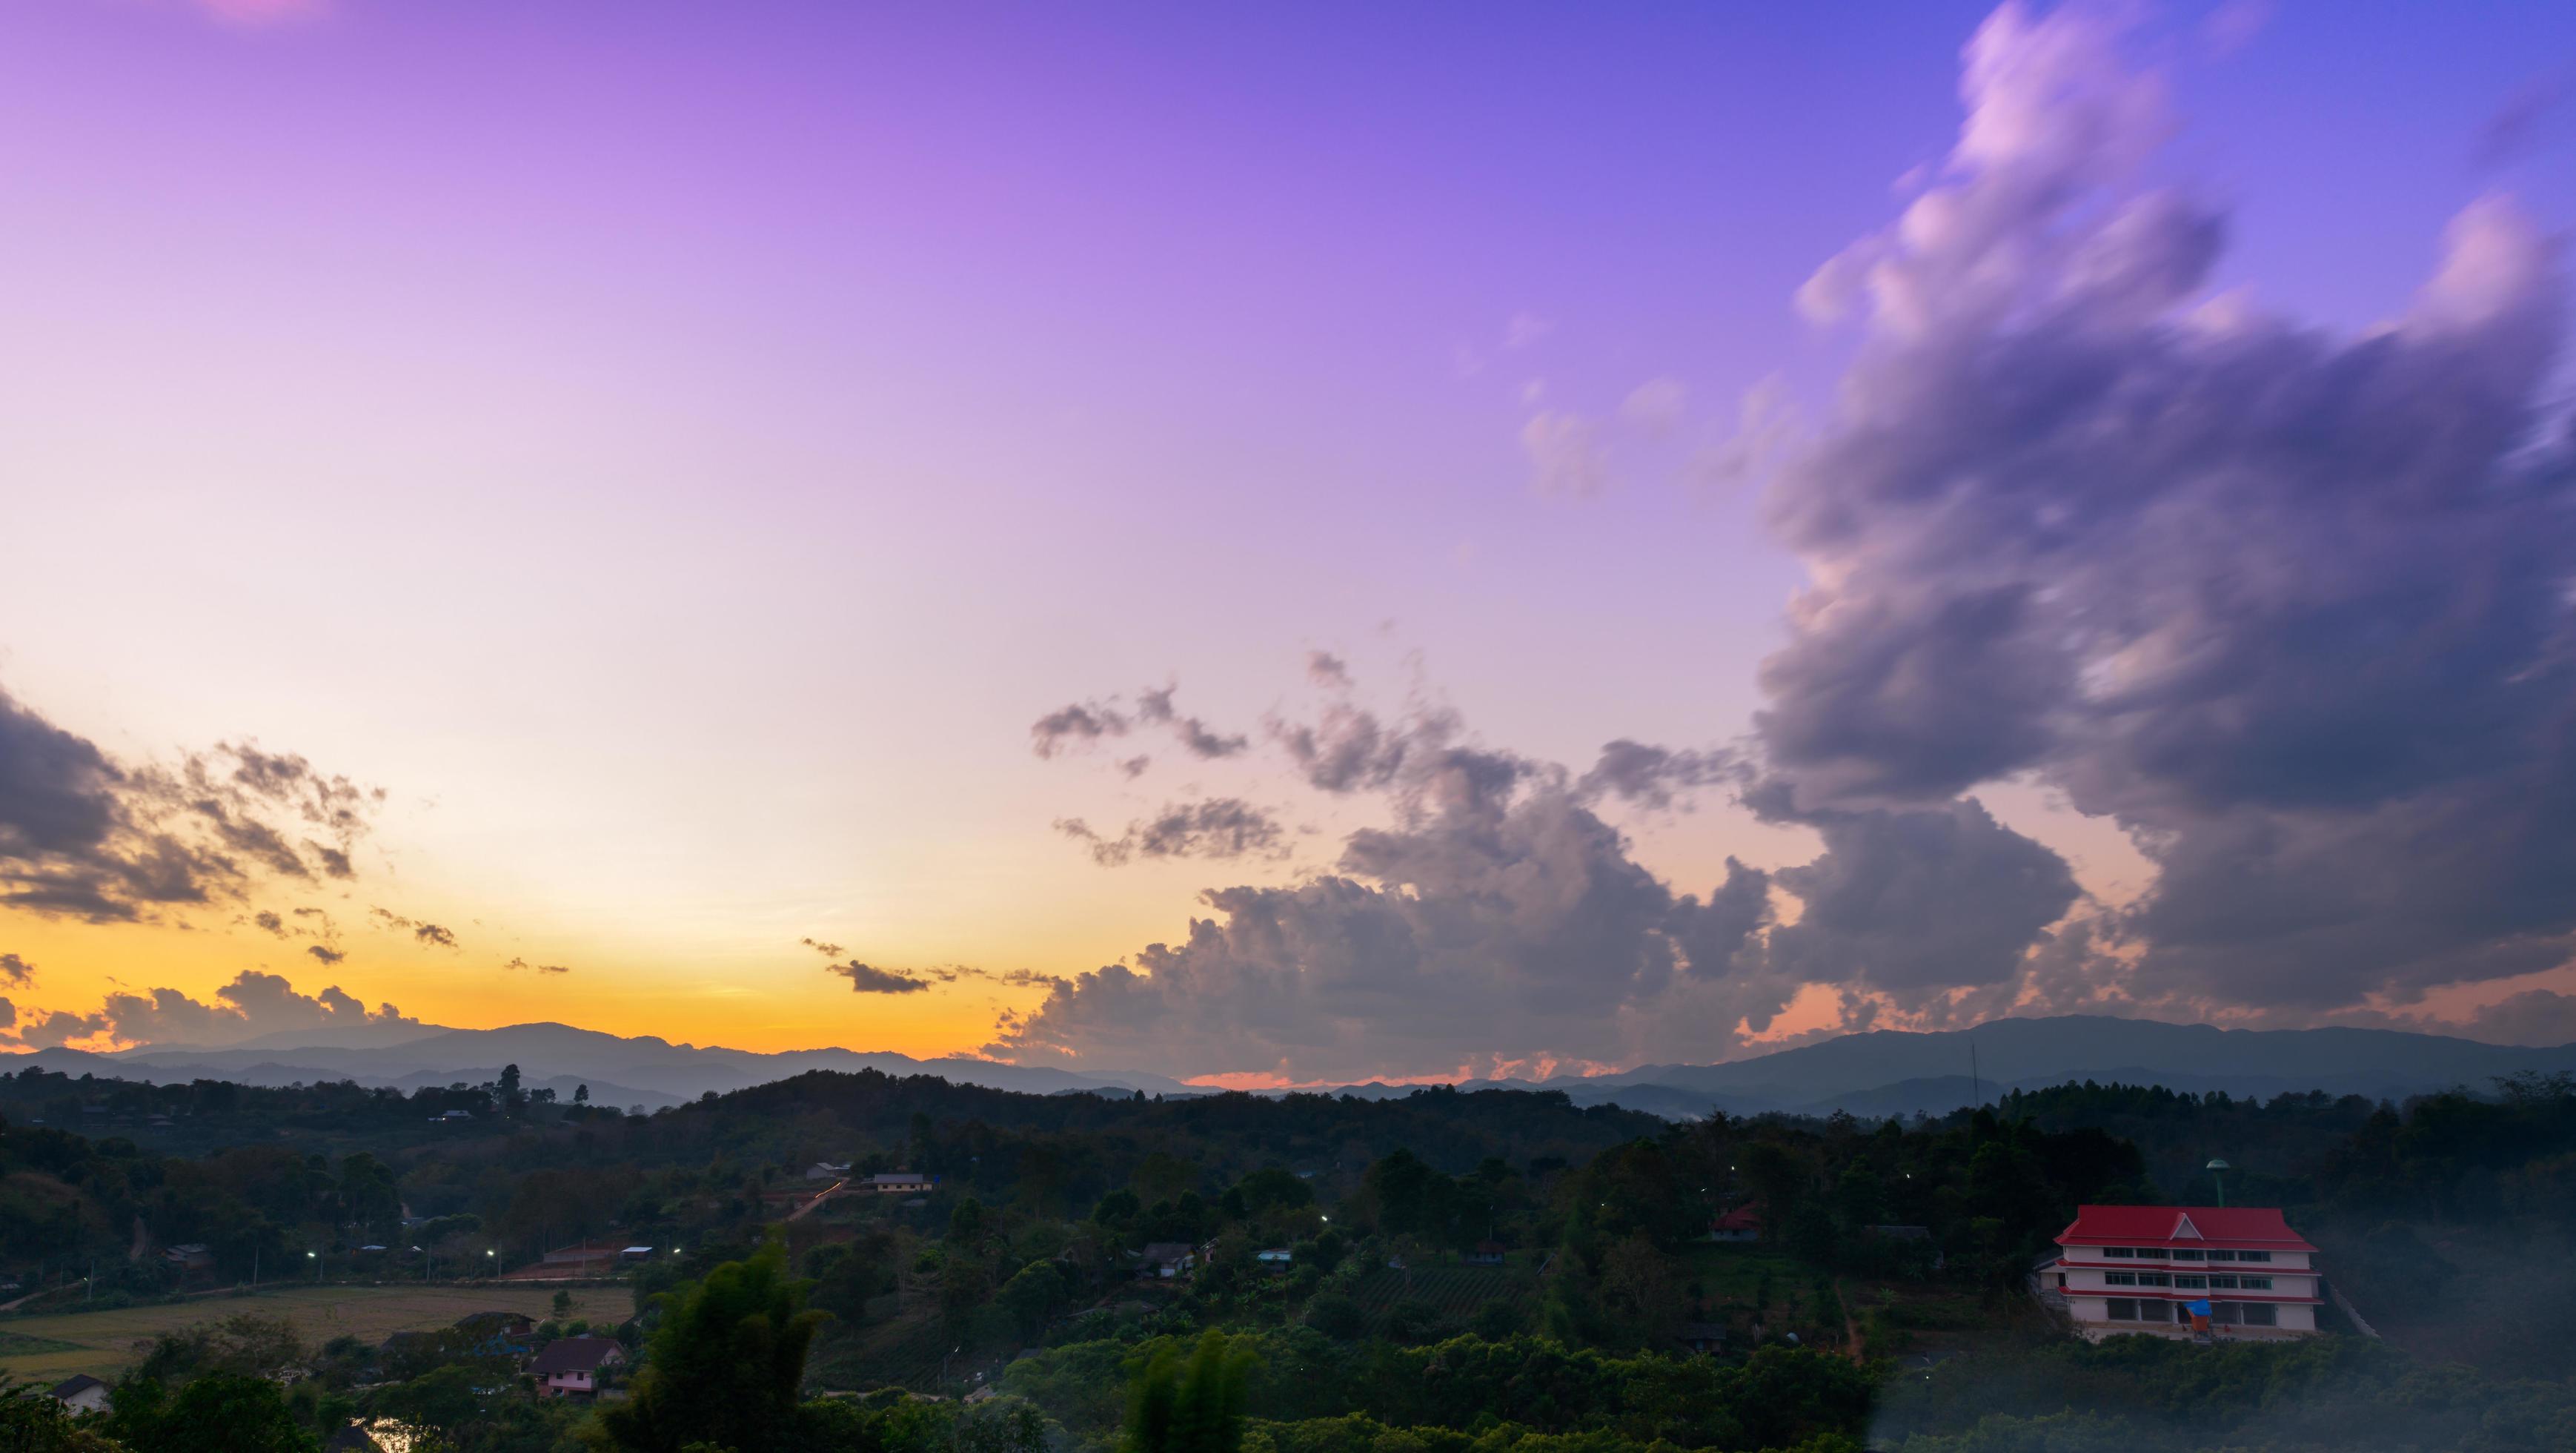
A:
4,1064,2575,1452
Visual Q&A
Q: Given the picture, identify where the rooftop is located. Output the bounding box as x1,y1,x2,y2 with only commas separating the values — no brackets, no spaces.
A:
2056,1205,2316,1252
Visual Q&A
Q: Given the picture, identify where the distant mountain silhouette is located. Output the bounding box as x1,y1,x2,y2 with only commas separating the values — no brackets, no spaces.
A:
16,1013,2570,1118
21,1020,1191,1107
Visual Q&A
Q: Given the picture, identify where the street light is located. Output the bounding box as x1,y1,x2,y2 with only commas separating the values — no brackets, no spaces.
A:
2205,1159,2231,1208
307,1251,318,1283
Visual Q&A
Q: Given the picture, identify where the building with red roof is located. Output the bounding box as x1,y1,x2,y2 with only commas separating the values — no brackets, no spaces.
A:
1708,1204,1763,1243
2047,1205,2323,1337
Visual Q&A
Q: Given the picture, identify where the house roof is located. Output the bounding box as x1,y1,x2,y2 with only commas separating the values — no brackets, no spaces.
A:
1713,1205,1763,1231
531,1337,625,1375
2055,1205,2316,1252
50,1374,107,1398
1137,1241,1194,1262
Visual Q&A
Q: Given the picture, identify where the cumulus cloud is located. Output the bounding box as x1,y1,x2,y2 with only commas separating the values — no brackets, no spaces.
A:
2463,990,2576,1048
1759,1,2576,1017
0,953,30,987
28,970,422,1049
828,960,932,995
1056,798,1289,867
997,1,2576,1076
999,711,1791,1079
0,681,379,923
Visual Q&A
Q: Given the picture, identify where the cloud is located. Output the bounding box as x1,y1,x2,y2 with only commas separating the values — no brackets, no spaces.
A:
1306,652,1352,689
1576,741,1743,810
0,953,30,987
2476,66,2575,169
69,970,418,1049
1056,798,1289,867
0,681,382,924
800,937,846,958
502,957,571,975
828,960,933,996
369,907,459,950
2463,990,2576,1048
996,709,1794,1079
1030,684,1246,761
305,944,345,965
251,910,287,937
1619,377,1689,437
1521,410,1609,497
1756,1,2576,1016
5,1005,108,1050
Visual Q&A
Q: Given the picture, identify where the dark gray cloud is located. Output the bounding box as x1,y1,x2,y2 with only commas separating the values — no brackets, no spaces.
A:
0,681,379,924
1759,3,2576,1016
1306,651,1352,688
800,936,846,958
1576,740,1745,810
828,960,932,995
503,956,570,975
1055,798,1288,867
0,952,31,987
1763,794,2084,1003
80,970,416,1048
370,907,459,950
306,944,345,965
1030,684,1245,764
995,735,1790,1080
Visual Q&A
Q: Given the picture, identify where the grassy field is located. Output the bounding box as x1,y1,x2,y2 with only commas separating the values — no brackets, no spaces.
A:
0,1283,632,1384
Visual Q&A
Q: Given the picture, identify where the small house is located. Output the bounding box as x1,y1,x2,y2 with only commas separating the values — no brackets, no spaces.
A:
806,1162,852,1182
862,1172,935,1194
1709,1205,1763,1243
161,1243,216,1271
1136,1242,1195,1279
49,1374,110,1414
1673,1323,1727,1356
1464,1241,1507,1267
1255,1248,1293,1268
531,1336,627,1398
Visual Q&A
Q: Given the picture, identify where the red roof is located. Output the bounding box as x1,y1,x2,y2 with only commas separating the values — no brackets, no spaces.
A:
2056,1205,2315,1253
1713,1205,1763,1232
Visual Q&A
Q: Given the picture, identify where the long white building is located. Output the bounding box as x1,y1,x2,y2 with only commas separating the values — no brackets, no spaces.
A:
2047,1205,2323,1337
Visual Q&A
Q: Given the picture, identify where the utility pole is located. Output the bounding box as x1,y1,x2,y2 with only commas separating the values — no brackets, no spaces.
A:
2206,1159,2230,1208
1970,1039,1982,1113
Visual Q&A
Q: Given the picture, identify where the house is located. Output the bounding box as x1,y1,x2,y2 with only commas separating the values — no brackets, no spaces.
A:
1136,1241,1195,1279
806,1162,852,1182
1673,1323,1727,1356
2048,1205,2323,1337
161,1243,216,1271
49,1374,110,1414
531,1336,627,1398
455,1311,537,1357
1464,1241,1507,1268
1255,1248,1294,1268
1709,1205,1763,1243
540,1240,630,1271
861,1172,935,1194
434,1109,472,1123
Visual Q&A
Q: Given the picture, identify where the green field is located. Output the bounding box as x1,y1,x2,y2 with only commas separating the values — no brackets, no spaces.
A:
0,1283,631,1384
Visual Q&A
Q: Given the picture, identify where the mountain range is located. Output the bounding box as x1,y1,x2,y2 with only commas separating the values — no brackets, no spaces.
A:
13,1014,2573,1119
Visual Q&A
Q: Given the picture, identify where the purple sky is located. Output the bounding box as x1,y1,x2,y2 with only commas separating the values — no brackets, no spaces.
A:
1,0,2573,1078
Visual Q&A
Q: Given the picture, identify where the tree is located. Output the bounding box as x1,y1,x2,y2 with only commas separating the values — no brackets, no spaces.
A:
105,1373,317,1453
588,1239,827,1453
496,1063,527,1118
574,1083,590,1105
1123,1332,1257,1453
0,1383,129,1452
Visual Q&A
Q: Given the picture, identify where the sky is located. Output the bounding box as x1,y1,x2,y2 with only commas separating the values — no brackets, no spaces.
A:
1,0,2574,1082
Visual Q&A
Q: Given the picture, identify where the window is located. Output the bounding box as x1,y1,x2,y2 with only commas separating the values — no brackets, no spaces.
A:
2240,1277,2271,1291
2170,1248,2205,1261
2240,1303,2277,1326
2137,1272,2172,1287
2105,1271,2138,1286
2208,1274,2239,1289
2138,1300,2172,1322
2174,1274,2208,1289
2207,1250,2237,1262
2106,1299,2138,1320
2239,1251,2272,1262
2101,1246,2135,1258
2209,1302,2243,1325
